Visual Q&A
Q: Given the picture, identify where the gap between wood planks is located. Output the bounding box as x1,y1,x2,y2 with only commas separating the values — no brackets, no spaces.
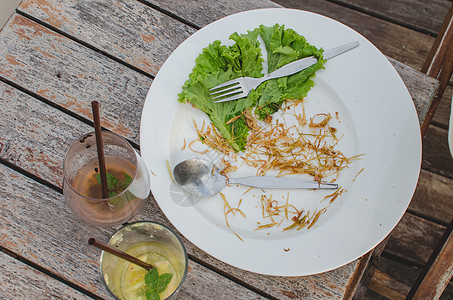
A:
0,245,104,299
322,0,439,36
15,9,154,80
0,73,141,152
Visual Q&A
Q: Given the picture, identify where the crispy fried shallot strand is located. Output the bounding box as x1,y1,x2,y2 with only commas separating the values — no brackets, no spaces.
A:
191,100,362,232
220,192,245,241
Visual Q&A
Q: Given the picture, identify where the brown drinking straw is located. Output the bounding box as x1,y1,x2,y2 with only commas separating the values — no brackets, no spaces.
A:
91,101,109,199
88,238,154,271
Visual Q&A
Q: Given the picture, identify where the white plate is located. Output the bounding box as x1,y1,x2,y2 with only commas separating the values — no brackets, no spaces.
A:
139,8,421,276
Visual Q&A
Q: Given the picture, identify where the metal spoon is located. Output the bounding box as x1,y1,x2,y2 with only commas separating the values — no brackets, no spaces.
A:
173,158,338,198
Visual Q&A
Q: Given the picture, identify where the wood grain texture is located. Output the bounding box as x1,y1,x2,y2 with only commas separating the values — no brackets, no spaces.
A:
18,0,196,76
388,57,439,125
385,213,446,267
433,85,452,128
272,0,434,70
422,125,453,178
407,220,453,299
0,14,152,144
410,169,453,225
367,256,453,300
145,0,281,28
368,269,408,300
0,82,92,188
0,164,268,299
0,252,91,299
419,3,453,135
337,0,450,35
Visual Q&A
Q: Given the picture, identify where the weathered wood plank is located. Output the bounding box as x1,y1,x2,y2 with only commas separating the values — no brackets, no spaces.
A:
385,213,446,267
272,0,434,70
0,163,267,299
364,257,453,300
0,14,152,144
18,0,196,76
433,84,452,128
144,0,281,28
0,251,91,299
388,57,439,125
410,169,453,225
0,79,360,300
406,219,453,299
336,0,450,35
419,3,453,135
0,81,92,188
422,125,453,179
0,164,112,298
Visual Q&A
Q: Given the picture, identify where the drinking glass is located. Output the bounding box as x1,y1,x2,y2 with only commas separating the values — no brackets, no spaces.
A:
63,131,150,227
100,221,188,299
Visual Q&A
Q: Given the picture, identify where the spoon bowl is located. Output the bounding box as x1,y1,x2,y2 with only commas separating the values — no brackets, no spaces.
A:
173,158,338,198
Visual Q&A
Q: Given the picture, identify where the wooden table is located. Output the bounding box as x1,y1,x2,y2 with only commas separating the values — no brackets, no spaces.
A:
0,0,439,299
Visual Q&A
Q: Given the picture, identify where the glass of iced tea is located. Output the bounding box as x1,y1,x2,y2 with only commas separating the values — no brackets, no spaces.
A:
63,131,150,227
100,221,188,300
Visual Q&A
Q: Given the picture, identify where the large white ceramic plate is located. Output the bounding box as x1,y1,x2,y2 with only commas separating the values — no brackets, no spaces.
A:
140,8,421,276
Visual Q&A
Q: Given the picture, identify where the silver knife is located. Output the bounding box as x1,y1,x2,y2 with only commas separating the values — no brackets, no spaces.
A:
261,41,359,80
213,41,359,103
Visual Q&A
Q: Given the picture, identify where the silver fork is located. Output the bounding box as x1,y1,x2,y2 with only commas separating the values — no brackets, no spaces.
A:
209,41,359,103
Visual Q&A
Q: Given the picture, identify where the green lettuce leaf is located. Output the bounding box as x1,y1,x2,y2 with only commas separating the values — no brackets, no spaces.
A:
178,24,325,152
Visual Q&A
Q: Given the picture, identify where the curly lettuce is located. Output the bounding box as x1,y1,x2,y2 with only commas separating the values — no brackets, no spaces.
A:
178,24,325,152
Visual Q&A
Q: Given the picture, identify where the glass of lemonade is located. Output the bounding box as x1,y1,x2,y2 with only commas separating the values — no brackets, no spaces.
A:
63,131,150,227
100,221,188,299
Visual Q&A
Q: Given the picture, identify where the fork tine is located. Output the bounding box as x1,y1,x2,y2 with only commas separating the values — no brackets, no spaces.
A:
212,90,246,103
210,85,241,97
209,78,241,91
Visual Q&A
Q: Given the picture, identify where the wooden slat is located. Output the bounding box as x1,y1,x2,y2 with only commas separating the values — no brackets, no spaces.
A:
0,80,92,187
0,163,269,299
422,125,453,179
18,0,196,76
368,256,453,299
0,252,91,299
144,0,281,28
0,80,361,299
420,3,453,135
0,14,152,144
388,57,439,125
336,0,450,35
271,0,434,70
410,169,453,225
407,219,453,299
433,85,452,127
368,269,409,300
385,213,446,267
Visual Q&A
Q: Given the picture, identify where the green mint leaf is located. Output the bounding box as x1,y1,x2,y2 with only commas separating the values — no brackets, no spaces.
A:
145,268,159,288
124,173,132,187
156,273,173,293
119,173,133,191
106,173,118,190
145,290,159,300
96,173,119,192
108,190,118,198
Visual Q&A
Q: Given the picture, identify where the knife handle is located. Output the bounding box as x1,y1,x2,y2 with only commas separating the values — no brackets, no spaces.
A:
228,176,338,190
258,41,360,84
